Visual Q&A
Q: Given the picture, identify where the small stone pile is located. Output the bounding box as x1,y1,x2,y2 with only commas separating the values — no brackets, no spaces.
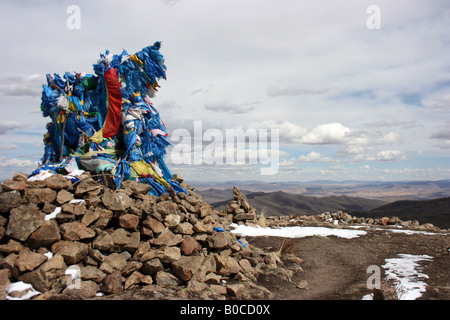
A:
0,174,279,300
264,210,442,232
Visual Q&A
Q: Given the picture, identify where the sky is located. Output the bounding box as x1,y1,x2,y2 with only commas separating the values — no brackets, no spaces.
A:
0,0,449,182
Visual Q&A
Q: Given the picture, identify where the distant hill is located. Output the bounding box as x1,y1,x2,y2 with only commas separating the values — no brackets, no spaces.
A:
204,190,387,217
192,179,450,202
350,196,450,229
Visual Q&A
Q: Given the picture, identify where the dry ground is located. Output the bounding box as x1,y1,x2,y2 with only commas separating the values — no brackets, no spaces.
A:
248,229,450,300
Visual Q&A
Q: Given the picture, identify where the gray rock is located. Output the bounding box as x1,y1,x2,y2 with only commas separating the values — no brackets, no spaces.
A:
0,190,24,213
102,190,133,211
81,265,107,283
155,271,181,287
25,188,57,204
172,255,205,282
6,203,46,241
141,258,164,275
15,250,48,272
101,270,123,295
51,241,89,265
60,222,96,241
45,174,72,190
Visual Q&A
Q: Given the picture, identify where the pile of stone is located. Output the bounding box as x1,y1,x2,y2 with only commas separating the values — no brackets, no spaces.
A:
264,210,442,232
224,187,258,223
0,174,279,300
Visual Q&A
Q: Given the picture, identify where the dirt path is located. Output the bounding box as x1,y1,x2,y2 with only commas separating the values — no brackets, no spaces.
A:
247,229,450,300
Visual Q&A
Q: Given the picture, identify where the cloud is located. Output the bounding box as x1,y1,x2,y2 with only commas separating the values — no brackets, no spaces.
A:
0,144,19,150
267,83,330,97
300,123,351,145
0,74,42,97
366,150,406,162
0,120,22,135
423,92,450,110
191,84,213,95
365,118,419,129
296,152,333,163
430,122,450,149
0,157,38,168
204,101,259,114
430,122,450,140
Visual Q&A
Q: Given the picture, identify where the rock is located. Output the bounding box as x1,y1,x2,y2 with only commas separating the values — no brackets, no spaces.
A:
99,253,128,274
296,280,309,289
180,236,201,256
62,280,99,299
45,174,72,190
81,209,100,226
51,241,89,265
164,213,181,228
92,207,113,229
60,222,96,241
379,217,390,226
118,214,139,231
143,216,165,234
226,283,245,297
124,271,144,290
15,250,48,272
264,252,281,268
122,180,152,195
141,258,164,275
75,178,101,197
102,190,133,211
155,201,181,217
214,255,242,276
81,266,107,283
0,190,24,213
156,246,182,263
25,188,57,204
238,259,254,274
207,232,235,250
102,270,123,295
174,222,194,235
6,203,46,241
110,228,140,252
0,269,11,300
234,212,257,221
0,239,23,254
93,231,114,251
1,179,28,191
122,261,143,277
233,187,252,212
388,216,400,225
193,221,213,234
150,228,183,247
155,271,181,287
61,203,87,216
56,189,74,205
19,253,67,293
204,273,222,284
172,255,205,282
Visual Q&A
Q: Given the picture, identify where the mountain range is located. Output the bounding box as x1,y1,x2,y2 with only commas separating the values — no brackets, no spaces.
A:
193,180,450,229
192,179,450,202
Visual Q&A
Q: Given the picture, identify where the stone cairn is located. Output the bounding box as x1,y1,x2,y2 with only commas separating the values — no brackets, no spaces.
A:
0,173,281,300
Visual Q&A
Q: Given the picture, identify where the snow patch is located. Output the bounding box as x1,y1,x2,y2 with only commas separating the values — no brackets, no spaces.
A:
382,254,433,300
230,224,367,239
6,281,41,300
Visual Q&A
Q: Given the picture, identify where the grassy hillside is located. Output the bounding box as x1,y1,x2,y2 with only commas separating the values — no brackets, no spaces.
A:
350,196,450,229
209,190,387,217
